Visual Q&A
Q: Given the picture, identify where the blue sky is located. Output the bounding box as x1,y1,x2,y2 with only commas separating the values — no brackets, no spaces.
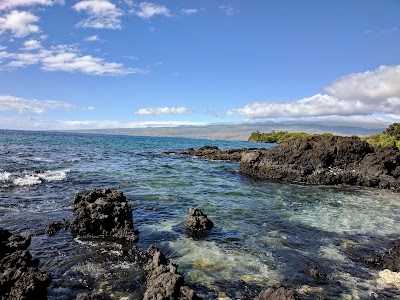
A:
0,0,399,130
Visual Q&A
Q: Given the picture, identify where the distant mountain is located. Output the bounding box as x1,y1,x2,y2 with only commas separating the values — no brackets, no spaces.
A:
63,122,386,141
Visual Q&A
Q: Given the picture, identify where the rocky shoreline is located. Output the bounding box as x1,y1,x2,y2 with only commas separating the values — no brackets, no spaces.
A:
1,189,301,299
180,136,400,190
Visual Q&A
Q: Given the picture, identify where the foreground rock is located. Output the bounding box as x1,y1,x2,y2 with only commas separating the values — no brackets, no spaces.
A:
0,228,51,299
143,245,200,300
240,136,400,189
70,189,138,241
185,208,214,236
255,285,298,300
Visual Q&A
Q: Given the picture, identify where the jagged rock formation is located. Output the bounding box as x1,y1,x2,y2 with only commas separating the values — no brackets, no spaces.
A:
185,208,214,236
0,228,51,300
143,245,200,300
70,189,138,241
240,136,400,189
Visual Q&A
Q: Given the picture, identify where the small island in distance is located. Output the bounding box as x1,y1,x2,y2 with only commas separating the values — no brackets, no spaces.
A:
248,123,400,150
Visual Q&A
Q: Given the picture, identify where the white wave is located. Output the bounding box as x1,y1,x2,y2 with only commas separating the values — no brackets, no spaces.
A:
0,171,11,182
4,169,70,187
37,169,69,182
13,174,42,186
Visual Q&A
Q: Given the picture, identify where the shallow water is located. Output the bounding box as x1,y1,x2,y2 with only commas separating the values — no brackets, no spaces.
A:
0,130,399,299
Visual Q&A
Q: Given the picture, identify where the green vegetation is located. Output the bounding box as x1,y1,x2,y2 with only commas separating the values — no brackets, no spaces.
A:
249,123,400,150
248,130,333,143
362,123,400,149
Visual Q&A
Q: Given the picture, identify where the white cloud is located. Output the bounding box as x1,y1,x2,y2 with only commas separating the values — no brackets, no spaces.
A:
0,0,63,10
207,109,224,118
133,2,170,19
181,8,198,15
325,65,400,102
219,5,236,16
229,64,400,120
73,0,123,30
0,94,94,113
84,35,100,41
21,39,42,50
0,10,40,37
0,44,143,76
135,107,192,115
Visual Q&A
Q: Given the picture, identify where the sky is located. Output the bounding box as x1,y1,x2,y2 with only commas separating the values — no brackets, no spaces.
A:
0,0,399,130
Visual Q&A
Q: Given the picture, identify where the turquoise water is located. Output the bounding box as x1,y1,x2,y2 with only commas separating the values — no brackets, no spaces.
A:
0,130,399,299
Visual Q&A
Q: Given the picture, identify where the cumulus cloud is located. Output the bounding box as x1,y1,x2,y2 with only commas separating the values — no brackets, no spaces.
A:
21,39,42,50
135,107,192,115
73,0,123,30
181,8,198,15
132,2,170,19
0,43,143,76
325,65,400,102
0,94,94,113
0,0,63,10
0,10,40,37
228,64,400,120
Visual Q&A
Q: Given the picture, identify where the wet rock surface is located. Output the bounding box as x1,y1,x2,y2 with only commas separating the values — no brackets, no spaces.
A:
143,245,200,300
76,292,110,300
45,218,70,235
185,208,214,236
0,228,51,300
70,189,138,241
255,285,298,300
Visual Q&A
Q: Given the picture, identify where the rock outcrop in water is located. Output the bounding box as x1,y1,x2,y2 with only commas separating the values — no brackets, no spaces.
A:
143,245,200,300
182,146,250,162
70,189,138,241
240,136,400,189
185,208,214,236
45,218,70,235
0,228,51,300
182,135,400,189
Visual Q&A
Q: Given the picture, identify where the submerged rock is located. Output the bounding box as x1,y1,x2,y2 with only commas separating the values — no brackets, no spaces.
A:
185,208,214,236
76,292,110,300
364,241,400,272
240,136,400,189
70,189,138,242
143,245,200,300
255,285,298,300
45,218,70,235
0,228,51,300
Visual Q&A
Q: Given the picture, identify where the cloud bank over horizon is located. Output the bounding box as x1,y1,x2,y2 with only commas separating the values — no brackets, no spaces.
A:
228,65,400,123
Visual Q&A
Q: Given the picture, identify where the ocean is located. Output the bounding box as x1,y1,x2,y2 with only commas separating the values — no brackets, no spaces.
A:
0,130,399,299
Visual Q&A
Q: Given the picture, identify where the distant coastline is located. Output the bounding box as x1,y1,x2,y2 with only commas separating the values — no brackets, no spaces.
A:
55,122,386,142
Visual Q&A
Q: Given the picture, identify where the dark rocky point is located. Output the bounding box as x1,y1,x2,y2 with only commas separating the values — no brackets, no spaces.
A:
143,245,200,300
182,146,252,161
255,285,298,300
240,136,400,189
0,228,51,300
70,189,138,242
45,218,70,235
185,208,214,236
